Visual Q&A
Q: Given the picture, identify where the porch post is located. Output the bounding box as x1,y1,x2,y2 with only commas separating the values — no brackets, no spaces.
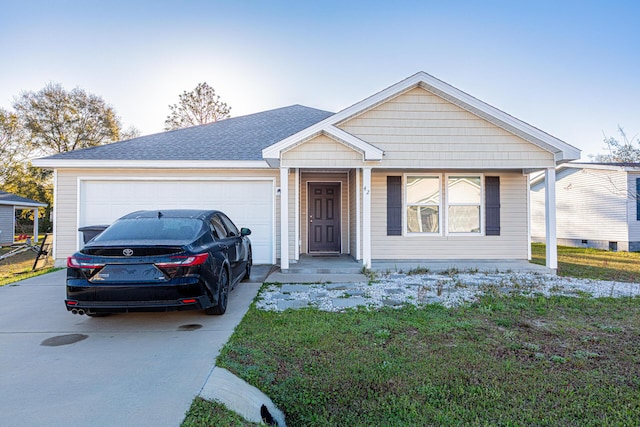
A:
362,167,372,268
294,168,300,261
33,208,39,243
355,169,361,260
544,167,557,270
280,167,289,271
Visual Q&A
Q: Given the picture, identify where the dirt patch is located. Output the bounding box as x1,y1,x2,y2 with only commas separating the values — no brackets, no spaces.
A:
0,249,38,279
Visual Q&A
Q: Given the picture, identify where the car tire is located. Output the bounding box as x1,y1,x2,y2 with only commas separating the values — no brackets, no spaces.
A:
242,249,252,282
205,267,229,315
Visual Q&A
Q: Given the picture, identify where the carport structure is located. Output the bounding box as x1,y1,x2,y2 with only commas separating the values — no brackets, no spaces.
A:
0,191,46,245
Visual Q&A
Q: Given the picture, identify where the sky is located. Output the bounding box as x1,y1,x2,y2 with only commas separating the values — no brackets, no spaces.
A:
1,0,639,160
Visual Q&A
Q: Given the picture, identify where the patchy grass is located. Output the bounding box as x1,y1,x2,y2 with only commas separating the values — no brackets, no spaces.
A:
205,296,640,426
0,245,56,286
532,243,640,282
185,246,640,425
182,398,259,427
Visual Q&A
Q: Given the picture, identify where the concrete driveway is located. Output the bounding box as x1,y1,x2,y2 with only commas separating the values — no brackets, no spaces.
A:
0,268,266,427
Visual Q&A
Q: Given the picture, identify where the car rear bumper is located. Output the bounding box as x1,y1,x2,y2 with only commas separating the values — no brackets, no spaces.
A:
65,279,213,313
65,295,212,313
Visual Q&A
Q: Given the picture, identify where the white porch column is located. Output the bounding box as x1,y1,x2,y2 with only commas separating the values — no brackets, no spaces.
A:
544,167,557,270
280,167,289,271
294,168,300,261
362,167,372,268
33,208,39,243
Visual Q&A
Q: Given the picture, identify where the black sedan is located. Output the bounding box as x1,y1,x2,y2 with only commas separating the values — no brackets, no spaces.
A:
65,209,252,316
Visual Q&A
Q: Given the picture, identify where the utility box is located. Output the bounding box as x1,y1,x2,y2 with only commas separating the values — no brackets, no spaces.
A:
78,225,109,244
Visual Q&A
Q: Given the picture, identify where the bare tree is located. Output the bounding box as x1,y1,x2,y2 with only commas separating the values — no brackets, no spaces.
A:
593,125,640,163
164,82,231,131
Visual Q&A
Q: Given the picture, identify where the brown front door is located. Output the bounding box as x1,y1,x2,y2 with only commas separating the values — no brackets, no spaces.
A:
308,183,340,252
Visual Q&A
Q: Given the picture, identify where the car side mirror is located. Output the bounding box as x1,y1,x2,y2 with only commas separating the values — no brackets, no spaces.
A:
241,227,252,236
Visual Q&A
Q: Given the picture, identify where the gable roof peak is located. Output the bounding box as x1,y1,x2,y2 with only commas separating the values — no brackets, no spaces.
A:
264,71,580,163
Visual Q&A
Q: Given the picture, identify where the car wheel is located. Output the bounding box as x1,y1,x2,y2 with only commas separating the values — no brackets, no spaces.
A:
205,267,229,315
242,249,252,282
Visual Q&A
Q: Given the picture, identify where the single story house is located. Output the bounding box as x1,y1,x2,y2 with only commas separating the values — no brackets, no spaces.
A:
531,162,640,251
0,191,47,245
33,72,580,270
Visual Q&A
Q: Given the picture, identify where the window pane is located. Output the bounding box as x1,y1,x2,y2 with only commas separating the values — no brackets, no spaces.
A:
94,218,201,242
448,205,480,233
407,206,439,233
448,176,481,204
407,176,440,204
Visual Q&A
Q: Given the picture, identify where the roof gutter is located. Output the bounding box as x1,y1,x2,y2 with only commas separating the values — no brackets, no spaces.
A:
31,159,273,169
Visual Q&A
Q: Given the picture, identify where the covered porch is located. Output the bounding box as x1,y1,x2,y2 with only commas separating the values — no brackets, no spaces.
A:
277,167,560,272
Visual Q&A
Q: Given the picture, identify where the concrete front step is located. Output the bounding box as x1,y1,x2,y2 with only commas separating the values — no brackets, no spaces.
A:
266,272,368,283
286,267,364,274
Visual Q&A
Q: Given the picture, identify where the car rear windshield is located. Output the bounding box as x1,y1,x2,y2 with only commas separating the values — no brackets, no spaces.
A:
92,218,202,242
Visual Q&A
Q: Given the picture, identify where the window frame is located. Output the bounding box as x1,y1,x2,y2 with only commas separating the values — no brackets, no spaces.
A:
444,173,485,236
403,173,443,236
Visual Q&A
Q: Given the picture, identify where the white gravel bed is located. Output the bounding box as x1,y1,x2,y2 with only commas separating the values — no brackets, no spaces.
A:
255,272,640,312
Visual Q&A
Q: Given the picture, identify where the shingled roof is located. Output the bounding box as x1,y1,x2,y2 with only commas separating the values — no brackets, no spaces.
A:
0,191,46,207
37,105,333,162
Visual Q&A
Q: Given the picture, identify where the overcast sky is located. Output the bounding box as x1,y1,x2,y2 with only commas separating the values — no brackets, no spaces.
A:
1,0,638,159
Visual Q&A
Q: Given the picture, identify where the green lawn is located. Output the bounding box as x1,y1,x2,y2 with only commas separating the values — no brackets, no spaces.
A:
0,245,56,286
184,246,640,425
531,243,640,282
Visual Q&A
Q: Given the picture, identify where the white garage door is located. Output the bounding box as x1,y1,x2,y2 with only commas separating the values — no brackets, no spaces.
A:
79,179,274,264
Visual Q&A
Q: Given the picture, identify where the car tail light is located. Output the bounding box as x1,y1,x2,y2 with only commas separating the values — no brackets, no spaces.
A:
155,253,209,268
67,255,105,269
180,298,197,304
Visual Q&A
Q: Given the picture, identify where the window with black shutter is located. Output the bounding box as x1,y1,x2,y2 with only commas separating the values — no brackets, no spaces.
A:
485,176,500,236
387,176,402,235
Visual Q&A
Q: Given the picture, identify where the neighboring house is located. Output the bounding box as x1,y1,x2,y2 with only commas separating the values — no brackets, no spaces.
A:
531,162,640,252
33,72,580,269
0,191,47,245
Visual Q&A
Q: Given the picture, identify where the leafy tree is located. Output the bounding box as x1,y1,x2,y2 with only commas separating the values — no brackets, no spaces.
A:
2,162,53,231
0,108,29,184
2,83,139,232
593,125,640,163
164,82,231,131
12,83,138,155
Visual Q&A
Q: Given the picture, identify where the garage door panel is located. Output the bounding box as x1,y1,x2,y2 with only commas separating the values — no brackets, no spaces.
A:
80,180,274,264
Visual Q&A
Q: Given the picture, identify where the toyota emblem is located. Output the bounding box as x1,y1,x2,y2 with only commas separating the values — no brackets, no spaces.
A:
123,249,134,257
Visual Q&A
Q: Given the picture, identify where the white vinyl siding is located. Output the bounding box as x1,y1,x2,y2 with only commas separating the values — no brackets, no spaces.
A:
282,134,366,168
531,168,629,246
0,206,14,244
338,87,555,169
53,168,279,266
372,170,529,260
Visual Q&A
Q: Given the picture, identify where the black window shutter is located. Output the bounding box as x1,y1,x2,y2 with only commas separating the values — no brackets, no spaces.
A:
636,178,640,221
387,176,402,236
485,176,500,236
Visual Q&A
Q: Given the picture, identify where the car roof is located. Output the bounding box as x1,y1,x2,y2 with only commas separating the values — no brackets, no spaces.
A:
118,209,219,220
